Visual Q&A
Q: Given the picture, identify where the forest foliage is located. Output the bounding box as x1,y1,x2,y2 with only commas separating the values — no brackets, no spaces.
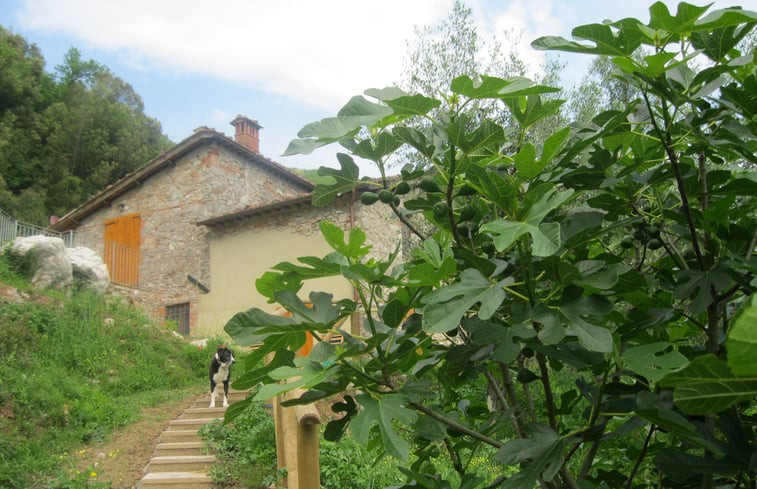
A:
0,26,171,225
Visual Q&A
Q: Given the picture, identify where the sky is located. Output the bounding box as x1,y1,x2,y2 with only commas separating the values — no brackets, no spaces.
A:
1,0,756,177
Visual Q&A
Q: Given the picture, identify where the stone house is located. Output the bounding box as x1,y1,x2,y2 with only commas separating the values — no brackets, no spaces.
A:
49,116,401,337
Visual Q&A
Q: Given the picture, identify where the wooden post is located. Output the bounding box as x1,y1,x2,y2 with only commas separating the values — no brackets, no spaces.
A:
272,395,288,488
270,307,348,488
295,401,320,489
350,311,361,336
275,387,320,489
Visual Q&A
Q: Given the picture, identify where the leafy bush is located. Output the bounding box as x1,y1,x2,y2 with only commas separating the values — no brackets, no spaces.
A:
320,437,404,488
0,246,36,283
200,400,279,488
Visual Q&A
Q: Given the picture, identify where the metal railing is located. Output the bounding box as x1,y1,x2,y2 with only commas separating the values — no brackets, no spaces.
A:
0,209,75,247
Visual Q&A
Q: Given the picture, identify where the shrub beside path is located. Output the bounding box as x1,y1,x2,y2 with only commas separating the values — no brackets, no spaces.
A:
137,390,247,489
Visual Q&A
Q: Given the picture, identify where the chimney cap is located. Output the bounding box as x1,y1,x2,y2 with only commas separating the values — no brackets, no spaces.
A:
230,115,263,129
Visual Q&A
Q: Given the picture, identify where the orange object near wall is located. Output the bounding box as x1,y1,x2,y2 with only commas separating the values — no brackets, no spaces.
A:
277,305,315,357
298,332,314,357
104,213,141,286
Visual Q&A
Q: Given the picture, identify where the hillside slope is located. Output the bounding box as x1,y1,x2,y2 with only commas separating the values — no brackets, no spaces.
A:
0,261,210,489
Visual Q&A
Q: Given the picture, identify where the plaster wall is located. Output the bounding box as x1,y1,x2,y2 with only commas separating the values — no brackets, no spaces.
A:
197,194,402,337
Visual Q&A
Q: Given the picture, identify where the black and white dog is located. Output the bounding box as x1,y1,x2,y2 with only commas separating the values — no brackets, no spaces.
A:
209,346,236,408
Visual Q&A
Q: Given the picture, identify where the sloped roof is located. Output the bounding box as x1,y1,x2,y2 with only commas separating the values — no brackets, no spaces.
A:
48,128,314,232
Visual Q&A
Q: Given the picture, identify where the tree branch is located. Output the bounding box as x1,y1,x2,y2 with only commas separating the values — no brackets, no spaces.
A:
409,401,503,448
444,438,464,474
390,201,426,241
625,424,655,489
641,90,705,269
536,352,558,431
485,368,525,438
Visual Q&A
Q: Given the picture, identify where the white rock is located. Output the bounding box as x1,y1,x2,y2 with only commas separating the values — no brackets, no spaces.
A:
66,246,110,294
11,236,72,290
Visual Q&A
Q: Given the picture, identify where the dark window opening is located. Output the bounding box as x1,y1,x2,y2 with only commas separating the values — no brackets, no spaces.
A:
166,302,190,336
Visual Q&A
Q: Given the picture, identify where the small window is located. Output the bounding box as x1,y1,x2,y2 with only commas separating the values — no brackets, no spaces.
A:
166,302,190,336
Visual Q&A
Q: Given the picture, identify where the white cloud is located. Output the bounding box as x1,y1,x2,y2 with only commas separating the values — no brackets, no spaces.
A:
16,0,451,110
209,109,236,131
461,0,574,79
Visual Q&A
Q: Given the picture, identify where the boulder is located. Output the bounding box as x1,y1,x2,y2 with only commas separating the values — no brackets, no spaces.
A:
10,236,72,290
66,246,110,294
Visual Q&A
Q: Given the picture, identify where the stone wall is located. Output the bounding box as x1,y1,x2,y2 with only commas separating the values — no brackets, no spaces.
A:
73,140,308,330
355,199,404,261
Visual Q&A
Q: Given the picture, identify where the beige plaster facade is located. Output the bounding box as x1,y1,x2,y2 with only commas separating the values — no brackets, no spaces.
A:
197,192,403,336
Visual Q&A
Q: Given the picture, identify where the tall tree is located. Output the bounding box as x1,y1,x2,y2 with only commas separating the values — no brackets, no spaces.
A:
396,1,565,172
0,32,172,224
401,1,528,98
567,56,641,124
40,48,172,217
0,27,48,192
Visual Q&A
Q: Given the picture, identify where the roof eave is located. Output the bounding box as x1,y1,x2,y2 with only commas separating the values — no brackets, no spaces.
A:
198,194,314,227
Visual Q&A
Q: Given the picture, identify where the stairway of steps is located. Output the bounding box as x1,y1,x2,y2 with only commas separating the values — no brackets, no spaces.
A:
137,389,248,489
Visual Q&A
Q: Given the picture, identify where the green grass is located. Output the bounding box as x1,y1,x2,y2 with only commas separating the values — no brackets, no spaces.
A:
0,255,209,489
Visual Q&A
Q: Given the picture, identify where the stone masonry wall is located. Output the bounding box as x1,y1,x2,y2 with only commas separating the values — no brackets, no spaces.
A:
73,141,307,330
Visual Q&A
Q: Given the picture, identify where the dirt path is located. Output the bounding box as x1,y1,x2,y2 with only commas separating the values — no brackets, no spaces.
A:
72,385,206,489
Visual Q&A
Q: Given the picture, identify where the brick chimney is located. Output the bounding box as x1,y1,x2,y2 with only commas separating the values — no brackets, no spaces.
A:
230,115,262,153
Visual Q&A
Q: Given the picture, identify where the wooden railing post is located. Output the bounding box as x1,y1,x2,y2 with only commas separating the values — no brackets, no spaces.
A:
274,387,320,489
269,324,322,489
269,310,351,488
294,395,320,489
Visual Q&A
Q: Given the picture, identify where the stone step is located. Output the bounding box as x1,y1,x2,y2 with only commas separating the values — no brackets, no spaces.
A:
167,418,217,431
155,442,206,457
194,390,248,404
146,455,215,473
139,471,212,489
181,407,226,420
138,390,251,489
159,430,201,444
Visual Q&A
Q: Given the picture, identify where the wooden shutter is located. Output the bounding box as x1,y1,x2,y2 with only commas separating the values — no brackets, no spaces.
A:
104,213,141,286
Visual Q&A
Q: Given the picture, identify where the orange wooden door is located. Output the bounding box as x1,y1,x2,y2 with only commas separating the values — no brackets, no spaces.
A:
104,213,141,286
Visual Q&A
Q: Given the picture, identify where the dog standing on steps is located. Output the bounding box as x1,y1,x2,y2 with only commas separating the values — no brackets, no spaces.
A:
209,345,236,408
